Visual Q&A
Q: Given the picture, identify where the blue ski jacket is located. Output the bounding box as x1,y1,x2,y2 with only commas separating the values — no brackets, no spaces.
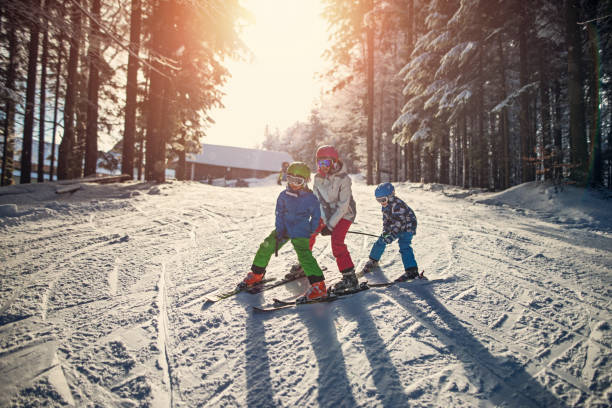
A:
275,187,321,239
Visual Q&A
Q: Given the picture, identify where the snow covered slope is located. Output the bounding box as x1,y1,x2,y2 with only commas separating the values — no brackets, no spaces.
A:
0,178,610,407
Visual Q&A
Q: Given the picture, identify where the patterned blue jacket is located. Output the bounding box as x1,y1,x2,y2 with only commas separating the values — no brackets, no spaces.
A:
381,196,417,241
275,187,321,239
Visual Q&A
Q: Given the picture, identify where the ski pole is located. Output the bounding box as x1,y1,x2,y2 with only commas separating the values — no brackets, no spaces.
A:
347,230,379,238
275,237,279,257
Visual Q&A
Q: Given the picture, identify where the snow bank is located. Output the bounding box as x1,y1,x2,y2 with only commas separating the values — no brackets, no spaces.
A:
474,182,612,232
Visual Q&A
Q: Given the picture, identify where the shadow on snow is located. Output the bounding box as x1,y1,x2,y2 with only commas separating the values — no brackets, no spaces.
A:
392,282,567,407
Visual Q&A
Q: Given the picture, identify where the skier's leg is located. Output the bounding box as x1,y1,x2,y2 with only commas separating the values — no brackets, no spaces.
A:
286,219,324,279
329,219,359,292
360,236,387,274
368,235,388,262
330,218,355,272
397,231,417,270
292,238,327,301
251,229,288,272
291,238,325,282
395,231,418,281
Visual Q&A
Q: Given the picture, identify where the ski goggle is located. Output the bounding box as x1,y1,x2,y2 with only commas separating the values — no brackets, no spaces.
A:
317,158,333,168
287,174,306,186
376,196,389,204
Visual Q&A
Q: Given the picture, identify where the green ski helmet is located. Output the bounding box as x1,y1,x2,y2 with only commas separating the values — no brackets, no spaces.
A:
287,162,311,180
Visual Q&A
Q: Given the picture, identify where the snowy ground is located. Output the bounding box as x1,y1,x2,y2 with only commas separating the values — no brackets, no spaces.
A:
0,175,610,407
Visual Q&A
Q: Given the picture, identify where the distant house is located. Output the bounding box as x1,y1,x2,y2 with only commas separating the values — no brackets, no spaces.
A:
184,144,293,181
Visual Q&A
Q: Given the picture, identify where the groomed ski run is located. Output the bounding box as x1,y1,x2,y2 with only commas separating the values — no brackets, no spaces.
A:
0,178,610,407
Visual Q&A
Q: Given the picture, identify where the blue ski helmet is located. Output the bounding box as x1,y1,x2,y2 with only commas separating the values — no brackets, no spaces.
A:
375,182,394,198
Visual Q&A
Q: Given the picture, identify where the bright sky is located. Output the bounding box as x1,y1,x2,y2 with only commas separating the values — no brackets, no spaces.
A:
204,0,329,149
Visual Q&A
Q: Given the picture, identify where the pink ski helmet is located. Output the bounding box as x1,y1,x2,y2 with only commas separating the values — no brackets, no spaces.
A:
316,145,339,161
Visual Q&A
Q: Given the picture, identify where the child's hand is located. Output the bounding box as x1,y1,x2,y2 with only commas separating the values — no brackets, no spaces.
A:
321,226,333,236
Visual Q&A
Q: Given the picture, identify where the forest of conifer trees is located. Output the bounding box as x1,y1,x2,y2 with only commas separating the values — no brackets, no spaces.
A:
264,0,612,190
0,0,246,185
1,0,611,190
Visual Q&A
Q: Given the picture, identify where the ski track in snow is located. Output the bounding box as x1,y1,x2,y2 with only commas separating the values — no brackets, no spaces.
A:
0,179,610,407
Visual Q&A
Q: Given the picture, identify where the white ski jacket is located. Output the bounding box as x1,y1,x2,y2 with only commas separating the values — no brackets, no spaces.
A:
312,160,356,228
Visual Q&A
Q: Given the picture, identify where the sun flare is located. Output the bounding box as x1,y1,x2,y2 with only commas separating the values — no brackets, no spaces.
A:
206,0,330,148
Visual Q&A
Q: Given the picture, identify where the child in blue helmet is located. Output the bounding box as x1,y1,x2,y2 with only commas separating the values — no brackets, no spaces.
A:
362,182,420,281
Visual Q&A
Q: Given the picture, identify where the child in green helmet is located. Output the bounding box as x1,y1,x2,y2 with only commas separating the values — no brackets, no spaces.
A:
241,162,327,302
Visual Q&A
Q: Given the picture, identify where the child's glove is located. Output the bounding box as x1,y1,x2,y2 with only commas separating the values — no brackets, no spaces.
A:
321,226,333,236
382,234,395,244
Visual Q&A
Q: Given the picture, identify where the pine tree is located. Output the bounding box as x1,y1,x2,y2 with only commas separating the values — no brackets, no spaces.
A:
121,0,141,179
20,0,42,184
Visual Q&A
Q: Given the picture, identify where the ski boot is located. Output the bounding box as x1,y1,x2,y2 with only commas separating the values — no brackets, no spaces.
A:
296,281,327,304
284,264,305,280
331,268,359,294
238,271,264,289
395,267,420,282
360,258,379,275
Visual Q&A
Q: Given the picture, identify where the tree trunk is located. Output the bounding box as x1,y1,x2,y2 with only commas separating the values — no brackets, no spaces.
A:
586,3,602,186
176,137,186,181
489,114,497,189
440,126,450,185
50,34,63,181
462,109,469,188
455,124,462,186
365,0,374,185
1,17,18,186
407,141,414,181
84,0,101,177
518,3,532,183
403,0,414,183
145,0,171,182
394,144,399,182
38,0,51,182
404,145,409,181
137,129,144,180
138,74,150,181
74,65,89,178
539,44,552,181
20,0,42,184
376,89,382,184
58,0,81,180
566,0,588,184
553,79,563,181
425,147,435,183
414,140,421,183
496,33,510,189
450,128,455,186
478,47,487,188
122,0,141,179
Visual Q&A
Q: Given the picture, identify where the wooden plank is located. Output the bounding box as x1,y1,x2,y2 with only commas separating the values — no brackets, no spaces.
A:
55,184,81,194
91,174,131,184
56,174,131,185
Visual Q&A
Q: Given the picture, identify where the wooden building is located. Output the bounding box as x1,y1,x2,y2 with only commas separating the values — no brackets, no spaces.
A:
184,144,293,181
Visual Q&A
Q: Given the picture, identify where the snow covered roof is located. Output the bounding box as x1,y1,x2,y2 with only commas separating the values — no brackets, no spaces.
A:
187,144,293,172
